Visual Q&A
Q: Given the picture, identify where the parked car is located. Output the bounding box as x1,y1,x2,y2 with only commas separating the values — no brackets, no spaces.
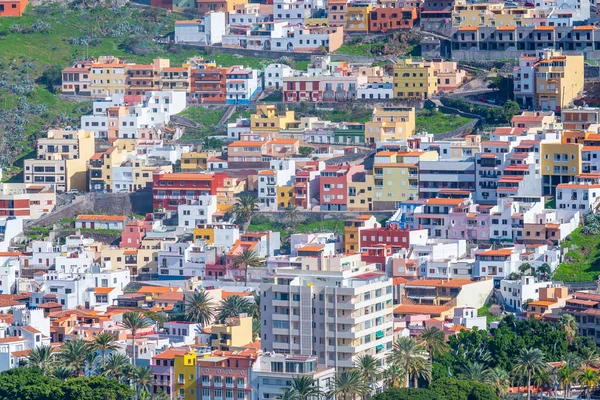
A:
66,189,79,195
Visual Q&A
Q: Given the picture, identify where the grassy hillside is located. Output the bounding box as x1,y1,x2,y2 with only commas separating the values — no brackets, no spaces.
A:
553,227,600,282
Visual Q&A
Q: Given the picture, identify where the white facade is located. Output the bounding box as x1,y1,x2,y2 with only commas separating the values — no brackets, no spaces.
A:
556,183,600,214
272,0,312,24
452,307,487,330
0,256,20,295
357,83,394,100
264,63,294,90
226,67,260,105
81,96,124,140
0,217,23,253
157,241,217,278
174,12,226,45
258,159,296,210
227,118,251,140
500,276,554,311
177,195,217,231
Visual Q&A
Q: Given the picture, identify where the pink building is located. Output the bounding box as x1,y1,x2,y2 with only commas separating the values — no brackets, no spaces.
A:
151,348,190,397
196,349,258,400
121,219,151,249
446,203,492,242
319,163,364,211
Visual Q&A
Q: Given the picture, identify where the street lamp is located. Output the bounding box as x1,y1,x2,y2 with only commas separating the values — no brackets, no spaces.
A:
554,380,559,400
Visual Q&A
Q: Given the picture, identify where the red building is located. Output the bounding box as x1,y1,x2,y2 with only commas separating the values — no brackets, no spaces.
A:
152,172,228,211
190,67,227,104
369,7,418,32
319,163,364,211
284,78,322,103
196,349,258,400
359,225,415,251
361,245,393,272
121,219,151,249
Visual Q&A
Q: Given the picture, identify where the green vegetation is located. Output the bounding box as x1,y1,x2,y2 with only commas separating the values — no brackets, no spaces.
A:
554,216,600,282
335,43,374,56
289,103,373,123
79,228,122,235
477,303,502,323
415,110,473,135
441,98,507,125
179,107,226,128
248,215,345,235
259,91,283,103
334,32,421,57
545,197,556,209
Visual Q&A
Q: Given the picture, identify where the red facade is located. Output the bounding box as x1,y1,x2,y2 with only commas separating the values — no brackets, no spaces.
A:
152,172,228,211
0,199,31,217
284,80,322,103
190,67,227,104
359,226,413,250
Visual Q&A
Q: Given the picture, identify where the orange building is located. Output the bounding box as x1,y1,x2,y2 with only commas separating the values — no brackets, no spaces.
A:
0,0,28,17
190,66,227,104
369,7,418,32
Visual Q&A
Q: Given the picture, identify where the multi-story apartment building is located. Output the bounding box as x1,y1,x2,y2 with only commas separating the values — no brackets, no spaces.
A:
369,7,418,32
261,253,394,370
196,0,248,14
209,315,253,351
190,66,228,104
319,163,365,211
562,108,600,130
24,129,95,192
541,142,582,195
194,349,256,400
328,0,347,26
258,159,296,210
174,12,227,45
159,66,191,92
89,56,127,98
0,183,56,219
152,172,229,211
419,160,476,199
126,58,170,96
344,215,379,253
556,182,600,214
392,58,438,99
364,107,415,144
532,49,584,112
251,105,298,133
226,66,260,105
346,3,372,32
61,60,92,95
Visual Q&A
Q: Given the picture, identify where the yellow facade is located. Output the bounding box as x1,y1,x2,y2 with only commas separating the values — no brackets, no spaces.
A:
541,142,582,195
217,177,246,206
250,105,299,133
344,215,378,253
210,316,253,351
181,152,210,172
193,226,216,244
90,57,128,98
100,244,159,277
365,107,416,145
452,2,536,27
132,160,173,192
534,51,584,111
277,185,295,209
393,59,438,99
347,174,374,212
346,4,372,32
174,350,197,400
373,150,439,206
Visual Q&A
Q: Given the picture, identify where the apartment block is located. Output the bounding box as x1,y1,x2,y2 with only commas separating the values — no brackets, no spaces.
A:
320,163,364,211
541,142,582,195
126,58,170,96
226,66,260,105
190,66,228,104
61,60,92,95
393,58,438,99
365,107,415,145
369,7,418,32
152,172,229,211
0,183,56,219
89,56,127,98
24,129,95,192
261,253,394,370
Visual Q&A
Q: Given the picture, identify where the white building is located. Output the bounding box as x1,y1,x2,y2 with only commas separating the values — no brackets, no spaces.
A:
0,255,20,295
227,118,251,140
226,66,260,105
452,307,487,330
0,217,23,253
556,183,600,214
177,195,218,232
258,159,296,210
81,96,124,140
272,0,312,24
157,241,217,279
357,82,394,100
513,54,538,108
174,12,227,45
264,63,295,90
499,276,556,311
261,253,394,370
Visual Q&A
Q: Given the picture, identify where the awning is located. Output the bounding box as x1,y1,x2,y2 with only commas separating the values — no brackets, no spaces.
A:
376,344,384,351
375,331,384,339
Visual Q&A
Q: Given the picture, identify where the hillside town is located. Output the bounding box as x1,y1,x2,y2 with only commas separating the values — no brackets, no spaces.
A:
6,0,600,398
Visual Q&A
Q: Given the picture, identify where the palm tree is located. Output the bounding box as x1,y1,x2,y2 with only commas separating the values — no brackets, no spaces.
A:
564,353,582,370
60,339,91,376
558,366,578,400
560,314,578,345
484,367,510,397
461,362,488,382
581,347,599,368
580,367,599,400
217,295,252,322
278,389,300,400
27,345,58,373
387,336,431,388
133,365,153,394
233,193,259,227
92,332,119,368
251,291,261,320
354,354,380,394
102,352,131,381
284,375,322,400
536,263,551,279
284,206,301,228
532,369,551,399
418,327,448,361
118,312,152,367
513,348,547,400
330,370,370,400
381,365,404,389
52,366,74,381
85,350,99,377
232,248,262,285
252,317,261,341
184,291,216,325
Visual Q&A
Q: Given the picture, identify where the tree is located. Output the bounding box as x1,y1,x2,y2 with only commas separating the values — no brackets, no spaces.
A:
26,345,58,373
371,388,442,400
232,249,262,285
299,146,315,157
184,291,216,325
536,263,551,279
233,193,259,226
85,351,99,377
283,375,323,400
40,65,63,92
217,295,252,322
382,365,405,389
460,362,488,383
429,378,500,400
284,206,301,228
580,367,599,400
133,365,153,394
101,353,131,382
560,314,578,345
503,100,521,122
92,332,119,368
330,370,371,400
118,312,152,366
484,367,510,397
387,336,431,388
60,339,91,376
418,327,449,361
512,348,546,400
52,366,74,381
558,365,578,400
518,263,533,275
580,347,599,368
354,354,380,395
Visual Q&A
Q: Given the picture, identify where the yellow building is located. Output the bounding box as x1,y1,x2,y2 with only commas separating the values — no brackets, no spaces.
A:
174,350,197,400
344,215,379,253
452,1,538,28
347,173,374,212
193,223,239,245
250,105,299,133
181,152,210,172
373,150,439,210
277,185,295,209
393,59,438,100
90,56,128,98
160,66,192,92
132,160,173,192
346,3,372,32
217,176,246,207
541,142,582,196
533,49,584,112
365,107,416,145
210,315,253,351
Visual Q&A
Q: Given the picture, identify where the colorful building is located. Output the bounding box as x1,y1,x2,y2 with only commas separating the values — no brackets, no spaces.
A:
346,3,372,32
541,142,582,195
152,172,229,211
365,107,416,145
369,7,418,32
319,163,365,211
393,58,438,99
209,315,253,351
344,215,380,253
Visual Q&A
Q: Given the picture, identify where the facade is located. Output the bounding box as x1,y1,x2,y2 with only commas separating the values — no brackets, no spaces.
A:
152,172,229,211
226,66,260,105
393,59,438,99
365,107,415,144
0,0,28,16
